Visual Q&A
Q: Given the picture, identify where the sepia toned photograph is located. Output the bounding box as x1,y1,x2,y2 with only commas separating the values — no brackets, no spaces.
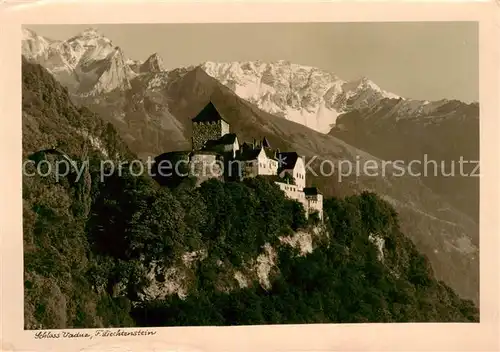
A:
20,21,480,330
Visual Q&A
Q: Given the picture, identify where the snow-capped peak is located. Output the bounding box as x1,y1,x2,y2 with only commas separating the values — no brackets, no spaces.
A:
76,45,133,96
342,76,373,93
200,60,401,133
126,58,141,65
140,52,165,73
342,76,400,101
68,27,109,42
79,27,101,36
22,28,54,59
22,27,133,96
22,27,37,40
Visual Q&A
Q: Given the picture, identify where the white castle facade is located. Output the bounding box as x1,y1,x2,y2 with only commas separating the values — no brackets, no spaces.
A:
154,101,323,220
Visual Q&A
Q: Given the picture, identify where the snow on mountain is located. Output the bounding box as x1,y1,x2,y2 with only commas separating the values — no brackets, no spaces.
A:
135,71,171,91
126,58,143,66
22,28,80,89
127,58,144,74
22,28,406,133
22,27,135,95
140,53,166,73
200,60,401,133
343,96,475,125
76,47,135,96
66,28,115,64
22,28,53,59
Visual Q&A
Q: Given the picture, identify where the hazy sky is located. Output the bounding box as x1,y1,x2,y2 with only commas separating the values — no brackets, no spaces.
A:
28,22,478,102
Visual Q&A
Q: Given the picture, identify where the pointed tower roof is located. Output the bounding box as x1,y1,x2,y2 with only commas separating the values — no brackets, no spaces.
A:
192,101,228,123
262,136,271,148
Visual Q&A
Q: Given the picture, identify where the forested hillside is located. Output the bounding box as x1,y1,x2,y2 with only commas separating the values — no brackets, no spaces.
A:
22,59,478,329
132,192,479,325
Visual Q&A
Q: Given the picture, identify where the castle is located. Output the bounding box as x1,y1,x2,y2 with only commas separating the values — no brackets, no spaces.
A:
153,101,323,220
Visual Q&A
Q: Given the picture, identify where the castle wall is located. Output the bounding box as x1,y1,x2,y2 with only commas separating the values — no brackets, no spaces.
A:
221,120,230,136
256,150,278,176
293,157,306,190
275,182,308,207
242,149,279,178
192,121,224,150
266,158,278,175
278,157,306,191
188,153,224,186
275,181,323,221
307,194,324,220
223,137,239,158
244,160,259,179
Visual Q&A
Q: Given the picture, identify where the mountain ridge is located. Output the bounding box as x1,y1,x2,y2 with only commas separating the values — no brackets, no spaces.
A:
199,60,401,132
22,27,477,134
328,95,480,221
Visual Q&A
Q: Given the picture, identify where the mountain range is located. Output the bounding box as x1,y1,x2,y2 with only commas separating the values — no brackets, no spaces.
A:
22,27,480,305
23,27,401,133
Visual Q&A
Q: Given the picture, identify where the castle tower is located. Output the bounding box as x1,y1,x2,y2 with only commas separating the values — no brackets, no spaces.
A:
191,101,230,150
